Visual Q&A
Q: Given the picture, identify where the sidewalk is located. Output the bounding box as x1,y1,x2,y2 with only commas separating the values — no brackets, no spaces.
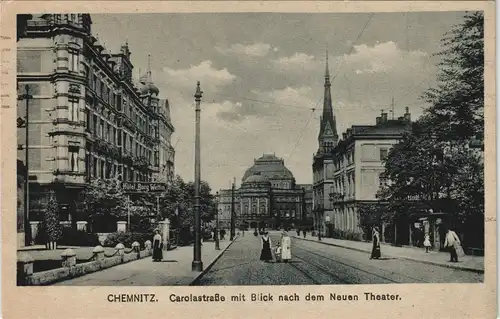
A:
293,235,484,273
54,238,236,286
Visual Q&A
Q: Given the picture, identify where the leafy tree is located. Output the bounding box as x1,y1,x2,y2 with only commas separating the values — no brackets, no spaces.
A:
379,12,484,247
40,195,62,244
159,175,215,228
422,11,484,143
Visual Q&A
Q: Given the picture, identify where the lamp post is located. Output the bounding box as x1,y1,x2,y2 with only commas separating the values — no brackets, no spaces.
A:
214,192,220,250
17,85,32,246
230,178,235,240
192,81,203,272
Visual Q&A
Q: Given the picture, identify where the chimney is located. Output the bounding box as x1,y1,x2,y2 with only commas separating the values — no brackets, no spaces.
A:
404,107,411,122
376,116,381,125
381,112,388,123
342,132,347,140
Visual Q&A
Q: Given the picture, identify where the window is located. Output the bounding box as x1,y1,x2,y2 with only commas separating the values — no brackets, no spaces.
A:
93,157,97,177
68,146,79,172
380,148,388,160
68,99,79,122
86,110,91,131
99,120,103,138
117,131,122,146
106,123,110,142
68,50,79,73
92,114,97,133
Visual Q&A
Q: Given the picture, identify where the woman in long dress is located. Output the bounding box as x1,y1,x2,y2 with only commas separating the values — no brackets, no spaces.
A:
370,226,381,259
259,232,273,262
280,231,292,263
152,229,163,262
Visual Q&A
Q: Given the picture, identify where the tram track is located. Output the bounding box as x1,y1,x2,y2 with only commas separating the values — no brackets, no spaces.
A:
291,242,429,284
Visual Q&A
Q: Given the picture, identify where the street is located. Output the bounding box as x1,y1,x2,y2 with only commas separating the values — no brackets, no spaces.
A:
195,232,483,285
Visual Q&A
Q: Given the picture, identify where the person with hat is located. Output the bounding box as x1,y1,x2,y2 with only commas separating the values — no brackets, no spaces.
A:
259,231,273,262
152,229,163,262
280,230,292,263
370,226,381,260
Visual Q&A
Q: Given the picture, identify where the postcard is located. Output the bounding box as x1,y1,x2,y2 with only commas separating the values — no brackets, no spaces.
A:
1,1,496,318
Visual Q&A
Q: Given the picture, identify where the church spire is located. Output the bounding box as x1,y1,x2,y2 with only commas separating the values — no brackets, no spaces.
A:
325,49,330,85
317,49,338,154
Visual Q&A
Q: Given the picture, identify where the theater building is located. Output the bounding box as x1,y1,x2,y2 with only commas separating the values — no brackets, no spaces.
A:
219,154,310,230
16,14,175,244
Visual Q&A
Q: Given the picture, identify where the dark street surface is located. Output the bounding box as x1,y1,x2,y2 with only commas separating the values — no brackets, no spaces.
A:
195,231,483,285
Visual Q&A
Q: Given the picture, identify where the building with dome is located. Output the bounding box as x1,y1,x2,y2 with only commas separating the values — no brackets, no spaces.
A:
16,14,175,245
218,154,311,230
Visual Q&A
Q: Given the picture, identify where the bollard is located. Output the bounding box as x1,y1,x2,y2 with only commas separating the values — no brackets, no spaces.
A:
17,252,34,285
92,245,105,261
61,248,77,268
115,243,125,257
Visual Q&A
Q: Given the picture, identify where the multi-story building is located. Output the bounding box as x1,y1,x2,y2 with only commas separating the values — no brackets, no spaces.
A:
297,184,313,226
312,54,338,236
217,189,233,230
328,110,411,239
219,154,310,230
16,14,175,243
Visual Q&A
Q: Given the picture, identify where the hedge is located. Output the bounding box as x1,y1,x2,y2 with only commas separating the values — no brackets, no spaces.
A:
103,232,152,249
58,228,100,247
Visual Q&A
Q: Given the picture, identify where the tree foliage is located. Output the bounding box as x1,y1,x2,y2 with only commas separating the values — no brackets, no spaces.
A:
159,175,215,228
378,12,484,228
40,195,62,242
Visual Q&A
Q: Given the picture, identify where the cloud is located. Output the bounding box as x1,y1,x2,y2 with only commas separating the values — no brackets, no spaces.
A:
215,43,272,57
162,60,236,93
271,52,317,72
346,41,428,75
215,86,318,123
271,41,429,77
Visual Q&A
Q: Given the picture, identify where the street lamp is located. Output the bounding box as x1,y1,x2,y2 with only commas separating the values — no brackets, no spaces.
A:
18,84,32,246
192,81,203,272
214,192,220,250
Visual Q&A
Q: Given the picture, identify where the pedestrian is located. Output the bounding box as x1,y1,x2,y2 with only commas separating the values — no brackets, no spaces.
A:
444,227,461,262
370,226,381,260
280,230,292,263
302,230,306,238
259,231,273,262
423,233,431,253
152,229,163,262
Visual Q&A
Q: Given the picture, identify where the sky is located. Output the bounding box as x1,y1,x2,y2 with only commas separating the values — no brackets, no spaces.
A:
91,12,467,192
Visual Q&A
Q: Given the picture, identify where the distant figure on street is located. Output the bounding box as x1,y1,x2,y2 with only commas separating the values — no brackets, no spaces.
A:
152,229,163,262
423,234,431,253
370,226,381,260
302,230,307,238
280,231,292,263
444,227,461,262
220,229,226,240
260,231,273,262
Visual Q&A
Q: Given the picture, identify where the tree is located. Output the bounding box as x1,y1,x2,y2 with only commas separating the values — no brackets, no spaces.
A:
422,11,484,143
159,175,215,228
83,178,129,232
40,195,62,249
379,12,484,247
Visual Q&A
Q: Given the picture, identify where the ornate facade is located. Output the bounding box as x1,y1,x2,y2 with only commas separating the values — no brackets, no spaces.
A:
220,154,310,230
16,14,175,241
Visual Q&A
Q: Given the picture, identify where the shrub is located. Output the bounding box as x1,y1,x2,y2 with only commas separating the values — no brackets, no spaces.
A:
58,228,100,247
37,197,62,245
103,232,152,249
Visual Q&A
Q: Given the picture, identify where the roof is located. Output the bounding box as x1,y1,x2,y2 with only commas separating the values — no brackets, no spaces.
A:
242,172,271,184
242,154,294,182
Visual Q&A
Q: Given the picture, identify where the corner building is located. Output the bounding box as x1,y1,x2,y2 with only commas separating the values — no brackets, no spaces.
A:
16,14,175,239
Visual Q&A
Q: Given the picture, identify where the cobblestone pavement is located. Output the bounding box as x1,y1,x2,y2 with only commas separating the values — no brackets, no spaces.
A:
195,232,484,285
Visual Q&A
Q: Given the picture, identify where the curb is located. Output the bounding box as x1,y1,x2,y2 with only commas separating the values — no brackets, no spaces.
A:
293,236,484,274
189,236,239,286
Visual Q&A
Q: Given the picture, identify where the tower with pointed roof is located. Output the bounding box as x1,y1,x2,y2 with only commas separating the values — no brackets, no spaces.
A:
317,50,338,155
311,50,338,238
